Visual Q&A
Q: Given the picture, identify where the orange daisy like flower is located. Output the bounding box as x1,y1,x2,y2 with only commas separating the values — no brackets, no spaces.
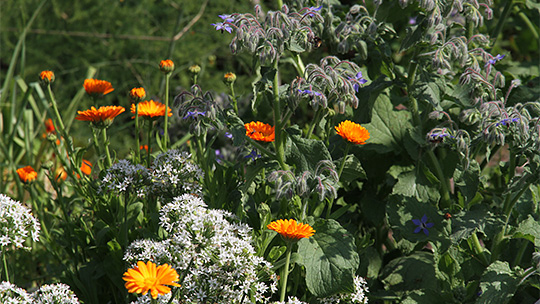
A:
123,261,181,299
83,79,115,97
55,167,68,181
80,160,92,176
159,59,175,73
17,166,38,183
131,100,172,119
267,219,315,241
335,120,370,145
245,121,275,142
39,70,55,84
75,106,125,127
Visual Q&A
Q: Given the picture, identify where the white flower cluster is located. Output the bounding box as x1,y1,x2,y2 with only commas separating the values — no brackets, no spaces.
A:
272,297,308,304
0,282,79,304
0,194,40,249
124,194,277,303
318,276,369,304
99,160,150,197
150,150,203,199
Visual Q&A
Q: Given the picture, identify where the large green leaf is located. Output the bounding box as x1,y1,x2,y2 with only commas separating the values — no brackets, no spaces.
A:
476,261,519,304
453,161,480,205
380,251,438,291
450,205,505,244
297,218,359,297
285,126,332,173
363,92,412,154
512,215,540,248
392,167,441,203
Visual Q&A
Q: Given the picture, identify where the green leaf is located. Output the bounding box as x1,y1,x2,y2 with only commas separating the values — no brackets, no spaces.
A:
380,251,438,291
363,92,412,154
339,154,367,183
285,126,332,173
297,218,359,297
453,160,480,205
450,206,505,244
415,71,445,111
476,261,519,304
400,24,424,52
392,168,441,203
353,77,393,123
512,215,540,248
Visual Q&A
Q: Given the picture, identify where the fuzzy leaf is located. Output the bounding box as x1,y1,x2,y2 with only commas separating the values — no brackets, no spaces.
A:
380,251,438,291
476,261,519,304
297,218,359,297
285,126,332,173
512,215,540,248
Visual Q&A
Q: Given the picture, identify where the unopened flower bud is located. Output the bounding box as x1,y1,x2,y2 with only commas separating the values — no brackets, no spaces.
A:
189,64,201,75
223,72,237,84
46,133,57,143
41,160,54,170
129,87,146,102
39,70,55,86
159,59,175,74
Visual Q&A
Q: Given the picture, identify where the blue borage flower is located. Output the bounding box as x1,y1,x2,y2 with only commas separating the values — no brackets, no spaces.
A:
484,54,505,67
218,14,234,23
412,215,434,236
298,89,322,97
495,117,519,127
244,149,261,161
183,110,206,119
427,129,454,143
212,22,233,33
349,71,368,92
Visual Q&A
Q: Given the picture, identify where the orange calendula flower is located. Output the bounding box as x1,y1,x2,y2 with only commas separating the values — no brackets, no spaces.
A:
129,87,146,102
335,120,370,145
75,106,125,128
224,72,236,83
55,167,68,181
123,261,181,299
39,70,55,84
131,100,172,119
267,219,315,241
159,59,175,74
44,118,55,134
245,121,275,142
83,79,115,97
80,160,92,176
17,166,38,183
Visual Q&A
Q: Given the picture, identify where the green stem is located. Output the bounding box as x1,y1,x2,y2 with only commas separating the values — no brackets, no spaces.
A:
147,120,153,167
2,247,9,282
337,143,351,180
135,104,141,164
289,52,306,76
405,52,420,125
515,6,539,41
163,74,171,150
491,0,514,47
102,128,112,168
249,139,277,161
92,128,104,171
427,149,451,209
123,191,129,248
471,233,490,266
228,82,238,115
306,108,323,139
280,244,292,302
272,60,288,171
512,239,528,267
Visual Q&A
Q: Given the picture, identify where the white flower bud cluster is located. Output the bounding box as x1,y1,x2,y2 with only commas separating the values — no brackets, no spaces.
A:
0,194,40,250
0,281,79,304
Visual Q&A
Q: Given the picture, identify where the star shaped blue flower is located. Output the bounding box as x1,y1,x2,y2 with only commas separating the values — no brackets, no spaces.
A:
298,89,322,97
218,14,234,23
212,22,233,34
183,110,206,119
495,117,519,127
412,214,434,236
350,72,368,92
244,149,261,161
484,54,505,67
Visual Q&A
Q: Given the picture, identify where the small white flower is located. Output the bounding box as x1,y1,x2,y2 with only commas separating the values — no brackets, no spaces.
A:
32,283,80,304
0,281,33,303
0,194,40,250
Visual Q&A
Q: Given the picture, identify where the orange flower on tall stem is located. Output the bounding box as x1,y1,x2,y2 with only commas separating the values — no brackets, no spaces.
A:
267,219,315,241
44,118,55,134
131,100,172,119
129,87,146,102
80,160,92,176
17,166,38,183
75,106,125,127
159,59,175,74
39,70,55,84
83,79,114,98
123,261,181,299
335,120,370,145
245,121,275,142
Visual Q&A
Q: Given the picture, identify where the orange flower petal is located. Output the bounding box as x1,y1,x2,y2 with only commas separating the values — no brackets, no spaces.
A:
131,100,172,118
334,120,370,145
122,261,180,299
244,121,275,142
16,166,37,183
267,219,315,241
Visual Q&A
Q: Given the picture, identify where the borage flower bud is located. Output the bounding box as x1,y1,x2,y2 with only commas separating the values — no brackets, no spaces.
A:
129,87,146,102
223,72,236,84
159,59,175,74
39,70,55,85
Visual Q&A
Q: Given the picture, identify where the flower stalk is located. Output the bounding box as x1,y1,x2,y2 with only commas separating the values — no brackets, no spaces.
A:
272,60,289,171
280,244,292,302
163,73,171,150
